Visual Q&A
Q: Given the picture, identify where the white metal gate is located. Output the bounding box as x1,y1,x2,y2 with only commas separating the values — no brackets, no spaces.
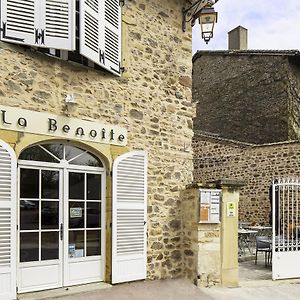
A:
272,178,300,280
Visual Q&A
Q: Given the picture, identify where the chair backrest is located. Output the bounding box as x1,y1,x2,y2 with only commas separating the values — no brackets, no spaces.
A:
256,236,271,249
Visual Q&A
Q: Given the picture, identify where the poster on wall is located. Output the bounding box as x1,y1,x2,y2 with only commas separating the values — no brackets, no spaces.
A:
199,189,221,223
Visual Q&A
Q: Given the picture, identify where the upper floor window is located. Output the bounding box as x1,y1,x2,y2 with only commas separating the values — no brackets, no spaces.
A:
0,0,121,75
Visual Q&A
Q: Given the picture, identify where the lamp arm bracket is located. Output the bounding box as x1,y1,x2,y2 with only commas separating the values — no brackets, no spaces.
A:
182,0,218,32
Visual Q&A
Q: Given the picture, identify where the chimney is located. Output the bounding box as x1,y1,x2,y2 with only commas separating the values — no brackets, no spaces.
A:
228,26,248,50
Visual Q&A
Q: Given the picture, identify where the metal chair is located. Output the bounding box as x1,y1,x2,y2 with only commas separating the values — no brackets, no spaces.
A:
255,236,272,266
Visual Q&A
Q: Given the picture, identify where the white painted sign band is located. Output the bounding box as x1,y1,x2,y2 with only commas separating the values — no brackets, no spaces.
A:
0,105,127,146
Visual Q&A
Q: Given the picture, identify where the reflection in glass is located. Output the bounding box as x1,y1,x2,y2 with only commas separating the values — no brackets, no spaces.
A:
42,170,59,199
69,230,84,258
20,232,39,262
41,232,59,260
69,172,84,199
87,174,101,200
70,152,103,167
42,144,63,160
69,202,84,228
20,200,39,230
87,230,101,256
87,202,101,228
20,169,39,198
65,145,85,161
42,201,59,229
19,146,59,163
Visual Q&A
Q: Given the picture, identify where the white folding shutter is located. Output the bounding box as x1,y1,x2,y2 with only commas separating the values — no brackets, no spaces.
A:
39,0,75,50
103,0,121,73
80,0,121,75
112,151,147,284
0,0,38,46
0,140,17,300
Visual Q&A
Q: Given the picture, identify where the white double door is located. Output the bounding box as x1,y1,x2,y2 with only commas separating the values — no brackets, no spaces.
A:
17,164,105,293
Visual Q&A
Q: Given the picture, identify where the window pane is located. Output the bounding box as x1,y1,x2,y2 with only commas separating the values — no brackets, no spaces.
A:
42,201,59,229
87,230,101,256
41,232,59,260
69,202,85,228
42,144,63,160
87,174,101,200
69,172,84,199
19,146,59,163
42,170,59,199
69,152,102,167
20,200,39,230
69,230,84,258
87,202,101,228
65,145,85,161
20,169,39,198
20,232,39,262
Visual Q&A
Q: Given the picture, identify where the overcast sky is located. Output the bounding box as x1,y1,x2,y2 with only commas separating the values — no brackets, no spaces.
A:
192,0,300,53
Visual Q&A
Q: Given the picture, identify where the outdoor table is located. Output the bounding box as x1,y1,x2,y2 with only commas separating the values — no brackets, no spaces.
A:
238,229,258,255
246,226,272,237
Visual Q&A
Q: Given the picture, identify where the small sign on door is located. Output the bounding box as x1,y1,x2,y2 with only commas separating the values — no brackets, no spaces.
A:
70,207,82,218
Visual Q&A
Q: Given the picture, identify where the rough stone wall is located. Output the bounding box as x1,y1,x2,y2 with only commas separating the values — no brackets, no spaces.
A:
288,57,300,139
192,53,300,144
193,133,300,225
0,0,195,280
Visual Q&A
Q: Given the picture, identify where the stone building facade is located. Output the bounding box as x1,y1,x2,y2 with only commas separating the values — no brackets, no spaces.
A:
0,0,198,297
193,132,300,225
192,50,300,144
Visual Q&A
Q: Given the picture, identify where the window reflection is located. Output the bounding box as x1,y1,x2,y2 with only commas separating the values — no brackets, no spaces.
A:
87,230,101,256
87,202,101,228
20,200,39,230
41,201,59,229
69,172,84,199
19,144,103,167
42,170,59,199
20,169,39,199
41,232,59,260
87,174,101,200
20,232,39,262
19,146,59,163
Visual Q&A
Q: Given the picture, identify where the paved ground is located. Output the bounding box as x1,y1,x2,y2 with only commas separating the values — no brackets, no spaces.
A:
20,257,300,300
38,279,214,300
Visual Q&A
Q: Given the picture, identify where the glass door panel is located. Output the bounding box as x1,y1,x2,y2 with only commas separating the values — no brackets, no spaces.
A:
18,167,63,293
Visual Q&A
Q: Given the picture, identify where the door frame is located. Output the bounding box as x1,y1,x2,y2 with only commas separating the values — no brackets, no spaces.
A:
17,152,106,292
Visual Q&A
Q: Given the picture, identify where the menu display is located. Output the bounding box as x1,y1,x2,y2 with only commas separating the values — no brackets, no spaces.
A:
199,189,221,223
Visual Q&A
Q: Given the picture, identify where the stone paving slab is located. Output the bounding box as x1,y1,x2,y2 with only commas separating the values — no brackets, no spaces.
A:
29,279,214,300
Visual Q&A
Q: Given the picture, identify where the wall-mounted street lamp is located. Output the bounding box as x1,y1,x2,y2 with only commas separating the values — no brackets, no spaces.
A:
182,0,218,44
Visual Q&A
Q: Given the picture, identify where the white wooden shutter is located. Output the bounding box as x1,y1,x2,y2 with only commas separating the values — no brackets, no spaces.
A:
0,0,37,46
0,0,75,50
0,140,17,300
112,151,147,284
40,0,75,50
80,0,121,75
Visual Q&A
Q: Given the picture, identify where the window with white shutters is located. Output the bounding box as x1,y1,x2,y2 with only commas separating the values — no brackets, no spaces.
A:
0,140,17,300
0,0,75,50
112,151,147,284
0,0,121,75
80,0,121,75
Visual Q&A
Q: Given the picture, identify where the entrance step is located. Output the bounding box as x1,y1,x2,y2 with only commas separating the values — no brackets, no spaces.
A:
17,282,112,300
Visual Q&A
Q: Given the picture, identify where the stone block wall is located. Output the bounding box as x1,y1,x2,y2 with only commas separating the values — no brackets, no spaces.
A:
0,0,195,280
192,51,300,144
193,133,300,225
197,224,221,287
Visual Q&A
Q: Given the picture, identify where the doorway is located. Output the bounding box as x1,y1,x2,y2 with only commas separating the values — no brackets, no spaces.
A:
17,143,106,293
